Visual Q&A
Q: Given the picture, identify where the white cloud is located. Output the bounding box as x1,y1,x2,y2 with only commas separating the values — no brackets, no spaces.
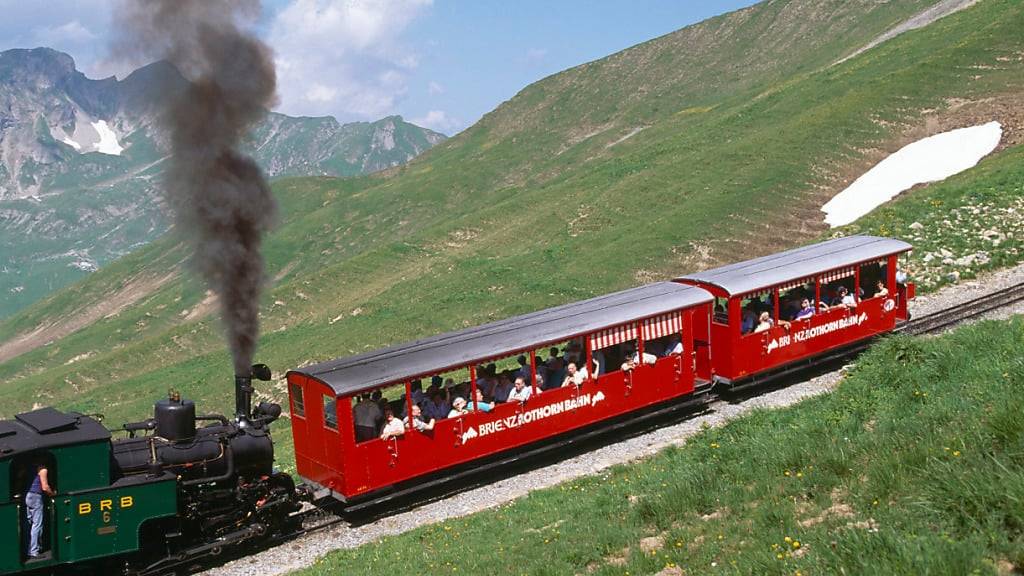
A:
305,83,338,103
427,80,443,95
31,20,97,45
412,109,460,134
269,0,432,120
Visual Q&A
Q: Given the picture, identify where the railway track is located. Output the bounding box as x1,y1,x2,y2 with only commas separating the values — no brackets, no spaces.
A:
177,281,1024,576
901,281,1024,335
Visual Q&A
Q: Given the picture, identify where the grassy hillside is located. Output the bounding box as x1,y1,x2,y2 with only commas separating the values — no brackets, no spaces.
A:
1,0,1023,471
295,317,1024,576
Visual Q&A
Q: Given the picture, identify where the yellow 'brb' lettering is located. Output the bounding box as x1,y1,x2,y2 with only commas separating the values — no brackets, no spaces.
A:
77,497,137,514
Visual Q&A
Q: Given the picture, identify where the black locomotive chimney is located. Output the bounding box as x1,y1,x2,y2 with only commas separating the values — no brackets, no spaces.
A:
237,363,273,423
235,373,254,420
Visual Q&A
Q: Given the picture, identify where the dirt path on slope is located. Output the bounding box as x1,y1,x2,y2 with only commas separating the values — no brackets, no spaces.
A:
834,0,982,66
0,271,177,364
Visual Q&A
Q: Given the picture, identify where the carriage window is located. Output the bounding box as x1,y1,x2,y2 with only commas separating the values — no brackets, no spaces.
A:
646,333,683,356
778,281,815,322
353,383,408,443
859,260,889,299
537,339,584,391
739,290,772,335
822,269,857,309
712,297,729,325
322,395,337,430
290,383,305,418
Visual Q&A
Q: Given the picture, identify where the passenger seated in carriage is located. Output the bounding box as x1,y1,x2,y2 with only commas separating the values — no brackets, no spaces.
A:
561,362,590,386
404,404,436,432
468,389,494,412
794,298,815,320
448,397,469,418
507,376,532,402
379,408,405,440
422,390,451,422
492,374,514,403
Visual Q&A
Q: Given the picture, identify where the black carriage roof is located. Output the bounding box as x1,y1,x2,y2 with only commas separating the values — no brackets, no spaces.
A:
674,235,912,296
0,407,110,459
291,282,712,397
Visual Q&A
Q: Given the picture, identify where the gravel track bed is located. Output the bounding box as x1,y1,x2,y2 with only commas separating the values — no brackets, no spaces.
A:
207,261,1024,576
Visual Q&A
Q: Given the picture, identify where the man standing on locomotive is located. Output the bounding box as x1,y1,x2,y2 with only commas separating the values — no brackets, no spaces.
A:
25,459,55,558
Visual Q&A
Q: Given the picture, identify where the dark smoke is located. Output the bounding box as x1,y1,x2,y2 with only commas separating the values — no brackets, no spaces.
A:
115,0,278,375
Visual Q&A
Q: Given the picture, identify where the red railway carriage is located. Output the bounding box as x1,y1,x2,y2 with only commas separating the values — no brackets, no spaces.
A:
287,282,712,504
674,235,914,385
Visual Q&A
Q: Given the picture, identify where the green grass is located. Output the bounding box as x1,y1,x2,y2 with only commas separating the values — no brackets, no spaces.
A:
2,0,1024,469
296,317,1024,576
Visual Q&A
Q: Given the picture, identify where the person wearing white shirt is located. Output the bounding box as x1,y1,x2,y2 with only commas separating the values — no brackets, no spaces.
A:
379,408,405,440
507,377,532,402
563,362,590,387
403,404,435,432
448,397,469,418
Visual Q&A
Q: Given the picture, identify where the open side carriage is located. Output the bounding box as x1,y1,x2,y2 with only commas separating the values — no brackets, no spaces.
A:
674,235,914,385
287,282,713,505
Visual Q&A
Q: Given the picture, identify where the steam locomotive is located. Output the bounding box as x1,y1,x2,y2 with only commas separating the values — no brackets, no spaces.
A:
0,365,300,575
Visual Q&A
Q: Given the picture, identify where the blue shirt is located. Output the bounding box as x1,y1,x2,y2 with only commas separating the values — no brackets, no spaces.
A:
469,401,494,413
422,400,451,421
27,472,42,495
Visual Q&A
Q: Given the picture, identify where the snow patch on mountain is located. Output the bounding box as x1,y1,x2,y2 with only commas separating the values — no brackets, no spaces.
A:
60,136,82,151
55,113,124,156
91,120,123,156
822,121,1002,227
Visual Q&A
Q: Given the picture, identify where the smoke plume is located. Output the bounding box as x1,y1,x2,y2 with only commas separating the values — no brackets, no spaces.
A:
115,0,278,375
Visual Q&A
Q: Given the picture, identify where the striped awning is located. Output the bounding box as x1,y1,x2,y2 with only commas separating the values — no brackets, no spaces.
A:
590,322,638,350
641,312,682,341
777,276,815,292
821,266,856,283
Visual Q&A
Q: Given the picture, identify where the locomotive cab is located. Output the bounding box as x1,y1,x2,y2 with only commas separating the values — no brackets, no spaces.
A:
0,408,178,575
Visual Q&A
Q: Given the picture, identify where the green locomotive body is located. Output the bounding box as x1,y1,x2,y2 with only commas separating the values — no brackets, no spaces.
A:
0,370,297,575
0,408,177,574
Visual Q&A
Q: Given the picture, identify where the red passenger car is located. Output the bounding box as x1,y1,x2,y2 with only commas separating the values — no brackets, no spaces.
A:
287,282,712,505
675,235,914,385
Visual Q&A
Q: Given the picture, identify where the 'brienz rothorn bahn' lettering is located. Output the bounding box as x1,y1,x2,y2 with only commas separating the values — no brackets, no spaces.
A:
767,311,871,354
461,391,606,443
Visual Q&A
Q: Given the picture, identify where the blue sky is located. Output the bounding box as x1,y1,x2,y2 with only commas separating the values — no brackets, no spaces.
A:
0,0,757,134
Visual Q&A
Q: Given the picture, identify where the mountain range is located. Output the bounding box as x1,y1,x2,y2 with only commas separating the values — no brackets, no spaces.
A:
0,47,445,318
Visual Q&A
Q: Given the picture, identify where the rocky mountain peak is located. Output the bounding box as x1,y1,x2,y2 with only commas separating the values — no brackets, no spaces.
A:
0,47,81,90
0,47,446,318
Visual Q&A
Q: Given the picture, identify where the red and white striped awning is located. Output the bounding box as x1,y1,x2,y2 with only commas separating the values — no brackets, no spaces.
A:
590,322,637,350
589,312,683,350
821,266,856,284
776,276,815,292
641,312,682,341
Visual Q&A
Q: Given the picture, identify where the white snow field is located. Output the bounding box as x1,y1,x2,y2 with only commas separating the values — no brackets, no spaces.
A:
822,121,1003,227
91,120,124,156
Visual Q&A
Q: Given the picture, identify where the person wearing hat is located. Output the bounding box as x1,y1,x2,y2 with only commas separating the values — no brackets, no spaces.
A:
448,397,469,418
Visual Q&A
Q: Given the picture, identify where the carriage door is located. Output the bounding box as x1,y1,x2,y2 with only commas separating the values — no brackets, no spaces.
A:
688,305,712,381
